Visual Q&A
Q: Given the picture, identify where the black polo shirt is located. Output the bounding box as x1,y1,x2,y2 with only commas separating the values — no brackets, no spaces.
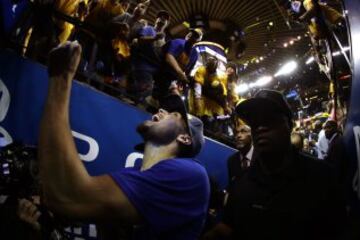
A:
223,149,346,240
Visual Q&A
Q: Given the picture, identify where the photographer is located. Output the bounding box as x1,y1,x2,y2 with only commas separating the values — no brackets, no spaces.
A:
0,143,80,240
16,197,42,239
0,196,40,240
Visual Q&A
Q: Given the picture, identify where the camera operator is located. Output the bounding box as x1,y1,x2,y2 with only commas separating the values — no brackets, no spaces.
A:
16,197,42,239
0,142,79,240
0,196,40,240
17,197,42,232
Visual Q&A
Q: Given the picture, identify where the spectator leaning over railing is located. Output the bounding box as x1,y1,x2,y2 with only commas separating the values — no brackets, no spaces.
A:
151,28,203,105
84,0,129,32
53,0,90,44
188,57,231,126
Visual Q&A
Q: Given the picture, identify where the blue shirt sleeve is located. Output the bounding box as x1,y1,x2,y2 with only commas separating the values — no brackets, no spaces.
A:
109,159,209,236
138,26,156,38
165,39,186,58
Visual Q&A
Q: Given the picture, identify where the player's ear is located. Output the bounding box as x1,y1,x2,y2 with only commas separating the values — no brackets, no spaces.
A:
176,134,192,146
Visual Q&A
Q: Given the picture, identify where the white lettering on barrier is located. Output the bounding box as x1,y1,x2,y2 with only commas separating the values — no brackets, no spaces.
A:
0,79,13,146
353,126,360,199
1,78,101,162
0,79,10,122
72,131,99,162
0,126,13,147
125,152,144,168
89,224,97,237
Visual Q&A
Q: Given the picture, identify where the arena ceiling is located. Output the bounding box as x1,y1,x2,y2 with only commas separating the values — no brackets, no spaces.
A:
137,0,352,111
143,0,311,78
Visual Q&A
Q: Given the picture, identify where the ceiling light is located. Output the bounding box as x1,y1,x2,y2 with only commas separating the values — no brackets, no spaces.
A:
259,56,264,61
254,76,273,86
235,83,249,94
305,56,315,65
283,43,288,47
289,40,294,45
249,82,256,88
274,60,298,77
333,51,341,56
297,35,301,40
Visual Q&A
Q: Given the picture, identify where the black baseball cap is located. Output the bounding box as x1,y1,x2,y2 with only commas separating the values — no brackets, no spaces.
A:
157,10,170,20
235,89,293,128
160,94,205,157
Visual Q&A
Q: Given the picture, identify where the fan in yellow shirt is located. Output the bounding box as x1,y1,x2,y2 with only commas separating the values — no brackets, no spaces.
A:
111,23,131,60
85,0,129,32
54,0,90,43
189,57,231,118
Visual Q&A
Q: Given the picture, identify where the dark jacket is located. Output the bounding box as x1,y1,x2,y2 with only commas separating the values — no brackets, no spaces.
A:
227,152,246,184
224,148,346,240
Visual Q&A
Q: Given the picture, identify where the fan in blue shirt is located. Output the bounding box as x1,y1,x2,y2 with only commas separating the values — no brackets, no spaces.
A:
38,43,210,240
110,158,209,239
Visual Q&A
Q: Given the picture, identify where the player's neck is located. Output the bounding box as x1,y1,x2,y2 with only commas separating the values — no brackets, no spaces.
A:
141,142,176,171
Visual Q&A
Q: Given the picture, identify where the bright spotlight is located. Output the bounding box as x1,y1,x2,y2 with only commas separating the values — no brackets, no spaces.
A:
254,76,273,86
333,51,341,56
305,56,315,65
249,82,256,88
289,40,294,45
274,60,298,77
283,43,288,47
332,46,350,57
235,83,249,94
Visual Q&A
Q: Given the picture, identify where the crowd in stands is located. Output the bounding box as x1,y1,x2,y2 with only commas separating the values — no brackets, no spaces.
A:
1,1,358,240
0,0,351,172
1,0,242,141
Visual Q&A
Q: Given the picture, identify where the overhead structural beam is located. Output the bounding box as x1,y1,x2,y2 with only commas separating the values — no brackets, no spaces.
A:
272,0,292,30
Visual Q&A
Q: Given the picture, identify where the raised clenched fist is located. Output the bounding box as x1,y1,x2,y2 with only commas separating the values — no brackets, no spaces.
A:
48,41,82,81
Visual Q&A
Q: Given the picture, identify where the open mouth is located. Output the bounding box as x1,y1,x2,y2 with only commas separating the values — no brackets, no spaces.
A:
152,115,160,122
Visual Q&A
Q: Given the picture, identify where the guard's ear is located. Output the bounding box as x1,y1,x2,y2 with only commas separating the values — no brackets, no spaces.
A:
176,134,192,146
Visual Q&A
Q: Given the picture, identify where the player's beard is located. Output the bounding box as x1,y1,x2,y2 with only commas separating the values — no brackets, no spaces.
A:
136,121,179,146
